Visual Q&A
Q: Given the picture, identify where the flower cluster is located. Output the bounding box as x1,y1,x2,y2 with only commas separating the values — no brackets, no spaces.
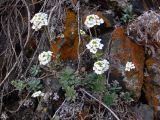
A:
84,14,104,28
93,59,109,74
125,62,135,71
38,51,53,65
86,38,104,54
30,12,48,31
31,91,44,98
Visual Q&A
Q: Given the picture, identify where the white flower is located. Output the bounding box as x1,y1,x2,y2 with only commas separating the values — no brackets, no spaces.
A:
84,14,104,28
30,12,48,31
125,62,135,71
38,51,53,65
93,59,109,74
31,91,44,98
86,38,104,54
53,93,59,101
80,29,86,35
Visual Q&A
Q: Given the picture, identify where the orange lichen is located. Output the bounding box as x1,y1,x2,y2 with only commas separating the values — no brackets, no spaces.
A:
111,27,145,98
51,9,79,60
145,58,156,67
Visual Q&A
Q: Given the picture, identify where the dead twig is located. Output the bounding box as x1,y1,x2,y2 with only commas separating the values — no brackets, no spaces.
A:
21,0,31,48
51,99,66,119
80,88,120,120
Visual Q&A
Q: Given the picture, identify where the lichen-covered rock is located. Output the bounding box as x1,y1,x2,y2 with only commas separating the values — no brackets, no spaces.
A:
127,9,160,120
110,27,145,99
144,57,160,119
51,9,78,60
127,10,160,46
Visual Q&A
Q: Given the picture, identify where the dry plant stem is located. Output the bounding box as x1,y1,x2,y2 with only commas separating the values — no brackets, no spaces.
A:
106,35,112,85
0,57,20,87
0,86,4,114
0,0,31,87
89,28,92,39
76,1,81,73
98,95,102,118
44,27,52,47
80,88,120,120
21,0,31,48
23,35,43,76
47,1,61,41
51,99,66,119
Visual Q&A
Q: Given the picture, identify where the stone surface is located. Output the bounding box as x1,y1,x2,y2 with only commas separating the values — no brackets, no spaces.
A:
132,104,154,120
110,27,145,99
144,57,160,119
127,11,160,48
51,9,78,60
127,10,160,119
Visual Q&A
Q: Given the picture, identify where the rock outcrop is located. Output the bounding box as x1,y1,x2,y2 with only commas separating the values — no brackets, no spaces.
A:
110,27,145,99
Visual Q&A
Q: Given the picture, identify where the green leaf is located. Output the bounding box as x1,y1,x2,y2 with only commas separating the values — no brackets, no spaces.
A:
11,80,27,91
85,73,106,93
65,86,77,102
59,67,80,88
30,65,41,77
104,92,118,106
27,79,42,91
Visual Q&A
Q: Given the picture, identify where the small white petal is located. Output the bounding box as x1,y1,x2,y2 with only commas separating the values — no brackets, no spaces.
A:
31,91,44,98
86,44,91,49
90,48,97,54
99,44,104,49
99,19,104,23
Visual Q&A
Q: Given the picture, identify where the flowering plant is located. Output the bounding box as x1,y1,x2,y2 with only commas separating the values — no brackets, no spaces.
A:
125,62,135,71
84,14,104,28
93,59,109,74
38,51,53,65
86,38,104,54
30,12,48,31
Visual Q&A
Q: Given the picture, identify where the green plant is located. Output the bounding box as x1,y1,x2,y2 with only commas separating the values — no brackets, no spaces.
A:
109,80,122,92
120,92,133,102
65,86,77,101
121,4,133,23
11,80,27,91
59,67,80,101
27,79,42,91
30,65,41,77
59,67,80,87
11,78,42,92
104,92,118,106
85,73,106,93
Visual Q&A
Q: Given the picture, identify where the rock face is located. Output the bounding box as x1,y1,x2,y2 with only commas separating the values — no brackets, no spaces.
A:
127,10,160,119
145,57,160,119
51,9,78,60
127,11,160,47
110,27,145,99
